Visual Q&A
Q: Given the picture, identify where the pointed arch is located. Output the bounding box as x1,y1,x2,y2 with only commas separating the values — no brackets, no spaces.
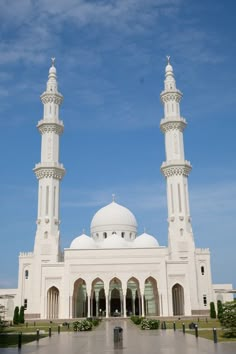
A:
126,277,141,316
109,277,122,316
144,277,160,316
47,286,59,319
172,283,184,316
72,278,87,318
91,277,105,317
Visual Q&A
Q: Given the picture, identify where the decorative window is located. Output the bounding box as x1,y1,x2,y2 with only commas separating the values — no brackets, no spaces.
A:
112,231,117,235
203,295,207,306
201,266,205,275
24,299,28,310
25,270,29,279
103,232,107,239
121,232,125,238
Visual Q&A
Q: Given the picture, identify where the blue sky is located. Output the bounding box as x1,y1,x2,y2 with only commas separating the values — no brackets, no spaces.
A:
0,0,236,290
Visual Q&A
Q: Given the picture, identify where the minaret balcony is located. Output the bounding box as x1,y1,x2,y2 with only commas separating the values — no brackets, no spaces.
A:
160,89,182,103
160,118,186,133
34,162,65,180
161,160,192,177
40,92,63,105
37,119,64,135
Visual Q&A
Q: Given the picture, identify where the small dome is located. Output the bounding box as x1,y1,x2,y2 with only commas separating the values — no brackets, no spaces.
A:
70,234,96,249
133,233,159,248
165,63,173,73
91,201,137,233
101,234,130,249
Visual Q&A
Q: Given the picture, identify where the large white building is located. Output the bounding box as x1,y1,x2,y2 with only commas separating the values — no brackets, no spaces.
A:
0,59,233,320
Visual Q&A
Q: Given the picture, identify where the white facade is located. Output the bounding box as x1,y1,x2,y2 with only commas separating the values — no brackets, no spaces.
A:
0,59,233,320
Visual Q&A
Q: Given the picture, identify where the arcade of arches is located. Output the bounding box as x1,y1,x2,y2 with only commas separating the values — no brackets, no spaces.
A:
47,279,185,319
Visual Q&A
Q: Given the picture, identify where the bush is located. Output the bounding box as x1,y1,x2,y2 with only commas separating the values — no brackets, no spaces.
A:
73,320,93,331
210,302,216,319
140,319,160,330
13,307,19,325
217,300,223,321
19,306,25,324
219,301,236,338
130,316,143,325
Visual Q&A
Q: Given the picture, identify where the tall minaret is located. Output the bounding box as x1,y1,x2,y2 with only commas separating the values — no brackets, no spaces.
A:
33,59,65,261
160,57,195,258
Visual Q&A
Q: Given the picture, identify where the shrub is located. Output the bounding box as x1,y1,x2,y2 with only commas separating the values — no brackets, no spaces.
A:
210,302,216,319
19,306,25,324
73,320,93,331
130,316,143,325
219,301,236,338
140,318,160,330
13,306,19,325
217,300,223,321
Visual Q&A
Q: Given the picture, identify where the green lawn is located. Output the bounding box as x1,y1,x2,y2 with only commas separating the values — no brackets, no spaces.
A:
187,329,236,342
0,333,47,348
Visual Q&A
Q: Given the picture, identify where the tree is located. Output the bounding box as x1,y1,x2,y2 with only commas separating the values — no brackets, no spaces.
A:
13,306,19,325
210,302,216,319
219,301,236,338
19,306,25,324
217,300,223,321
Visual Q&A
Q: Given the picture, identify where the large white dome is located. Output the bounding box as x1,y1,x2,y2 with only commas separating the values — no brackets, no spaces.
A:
90,201,137,239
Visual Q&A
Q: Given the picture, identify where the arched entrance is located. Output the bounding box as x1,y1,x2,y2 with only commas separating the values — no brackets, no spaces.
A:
144,277,160,316
109,278,122,316
91,278,105,317
127,277,141,316
72,278,87,318
172,283,184,315
47,286,59,319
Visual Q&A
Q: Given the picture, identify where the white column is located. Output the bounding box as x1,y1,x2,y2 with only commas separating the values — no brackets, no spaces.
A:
123,294,127,318
87,295,91,318
141,294,145,317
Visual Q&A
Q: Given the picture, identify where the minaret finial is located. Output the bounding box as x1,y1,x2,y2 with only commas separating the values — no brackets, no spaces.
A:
112,194,115,202
166,55,170,65
82,228,86,234
51,57,56,66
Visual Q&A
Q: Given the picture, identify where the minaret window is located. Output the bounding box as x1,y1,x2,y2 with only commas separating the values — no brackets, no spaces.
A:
178,184,182,213
46,186,49,215
203,295,207,306
121,232,125,238
25,270,29,279
103,232,107,239
201,266,205,275
24,299,28,310
170,184,174,213
53,187,56,217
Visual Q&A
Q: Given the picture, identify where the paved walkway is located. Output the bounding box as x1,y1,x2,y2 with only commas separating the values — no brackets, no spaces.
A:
1,319,236,354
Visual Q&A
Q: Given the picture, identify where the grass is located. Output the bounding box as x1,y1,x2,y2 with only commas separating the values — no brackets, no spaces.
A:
162,319,221,330
187,329,236,342
0,333,47,348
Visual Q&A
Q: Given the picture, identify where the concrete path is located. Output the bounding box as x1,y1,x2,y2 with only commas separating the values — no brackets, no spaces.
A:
1,319,236,354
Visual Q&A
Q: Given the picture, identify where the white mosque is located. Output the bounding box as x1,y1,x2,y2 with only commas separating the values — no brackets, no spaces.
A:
0,58,233,320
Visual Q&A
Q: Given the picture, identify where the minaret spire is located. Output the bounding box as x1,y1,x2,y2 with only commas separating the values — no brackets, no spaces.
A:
33,59,65,261
160,58,194,258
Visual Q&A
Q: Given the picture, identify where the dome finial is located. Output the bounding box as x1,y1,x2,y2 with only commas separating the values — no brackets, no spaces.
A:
112,193,116,202
166,55,171,65
51,57,56,67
